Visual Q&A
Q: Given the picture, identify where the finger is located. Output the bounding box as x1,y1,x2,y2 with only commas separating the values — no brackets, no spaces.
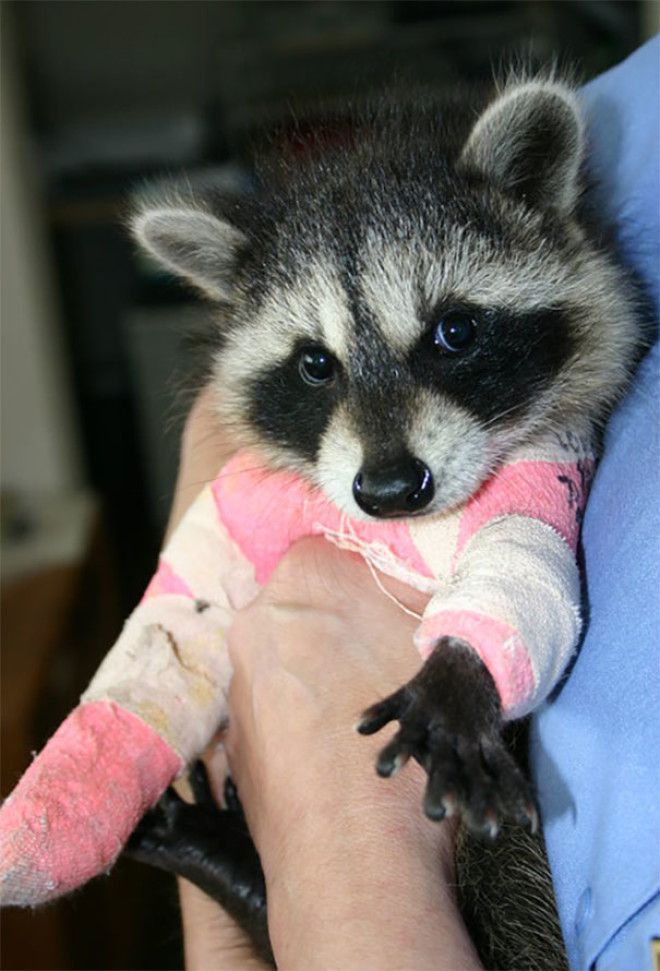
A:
423,737,462,822
189,760,215,807
481,738,538,833
223,775,244,815
375,722,426,777
356,688,406,735
457,748,501,839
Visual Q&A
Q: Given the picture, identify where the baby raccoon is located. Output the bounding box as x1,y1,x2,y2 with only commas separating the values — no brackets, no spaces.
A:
128,74,641,967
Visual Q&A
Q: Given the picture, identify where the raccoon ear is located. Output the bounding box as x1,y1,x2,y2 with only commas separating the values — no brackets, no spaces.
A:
459,80,584,213
131,203,248,302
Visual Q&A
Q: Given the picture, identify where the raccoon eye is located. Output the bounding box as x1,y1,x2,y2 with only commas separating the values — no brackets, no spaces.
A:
434,313,476,353
299,346,336,386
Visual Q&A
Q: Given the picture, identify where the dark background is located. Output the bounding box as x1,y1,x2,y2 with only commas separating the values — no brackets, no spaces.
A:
0,3,655,968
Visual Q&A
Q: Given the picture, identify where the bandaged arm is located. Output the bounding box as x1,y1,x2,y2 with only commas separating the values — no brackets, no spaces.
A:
0,479,257,907
414,515,582,719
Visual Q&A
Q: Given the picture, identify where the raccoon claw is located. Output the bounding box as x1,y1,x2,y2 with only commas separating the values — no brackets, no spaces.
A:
188,760,245,816
423,729,536,838
479,738,539,835
358,637,537,837
189,758,217,807
223,774,243,815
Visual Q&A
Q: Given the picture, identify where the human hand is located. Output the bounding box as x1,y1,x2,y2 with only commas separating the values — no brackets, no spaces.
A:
169,391,479,969
226,539,481,970
226,539,430,859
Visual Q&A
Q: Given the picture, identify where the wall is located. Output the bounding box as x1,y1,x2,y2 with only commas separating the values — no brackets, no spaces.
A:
1,14,82,496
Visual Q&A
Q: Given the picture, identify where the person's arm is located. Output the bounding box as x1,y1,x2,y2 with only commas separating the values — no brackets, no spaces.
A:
530,40,660,971
226,538,482,970
170,393,481,969
164,390,266,971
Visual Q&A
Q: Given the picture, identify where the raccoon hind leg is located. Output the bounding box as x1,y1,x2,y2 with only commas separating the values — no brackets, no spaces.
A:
125,762,272,965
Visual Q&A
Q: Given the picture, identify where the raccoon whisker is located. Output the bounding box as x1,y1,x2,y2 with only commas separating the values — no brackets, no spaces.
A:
187,429,229,452
481,403,526,429
176,476,221,491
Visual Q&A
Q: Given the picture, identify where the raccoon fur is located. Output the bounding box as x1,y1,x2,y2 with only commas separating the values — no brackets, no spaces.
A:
129,74,642,969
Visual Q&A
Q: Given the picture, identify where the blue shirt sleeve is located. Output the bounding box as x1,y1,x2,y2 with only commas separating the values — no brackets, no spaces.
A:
530,37,660,971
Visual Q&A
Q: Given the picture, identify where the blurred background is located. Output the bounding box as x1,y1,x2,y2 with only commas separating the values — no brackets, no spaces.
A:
1,2,657,968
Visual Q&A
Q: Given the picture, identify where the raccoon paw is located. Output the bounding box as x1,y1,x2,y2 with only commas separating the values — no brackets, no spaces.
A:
357,638,538,839
126,762,271,963
126,762,227,861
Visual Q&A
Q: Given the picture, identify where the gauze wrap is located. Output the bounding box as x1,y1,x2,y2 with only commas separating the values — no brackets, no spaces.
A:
0,428,593,906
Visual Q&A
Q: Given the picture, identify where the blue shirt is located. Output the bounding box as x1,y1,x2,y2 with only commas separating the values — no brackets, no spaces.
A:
531,38,660,971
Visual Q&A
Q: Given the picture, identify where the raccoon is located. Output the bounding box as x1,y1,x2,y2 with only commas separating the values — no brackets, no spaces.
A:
128,75,642,968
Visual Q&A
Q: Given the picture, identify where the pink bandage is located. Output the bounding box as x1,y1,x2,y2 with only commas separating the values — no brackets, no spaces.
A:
414,609,536,713
0,701,181,907
213,451,433,585
455,459,592,565
142,558,194,601
0,435,591,908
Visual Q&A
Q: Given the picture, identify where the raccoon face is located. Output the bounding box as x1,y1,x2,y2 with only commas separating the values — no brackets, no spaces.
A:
133,78,639,520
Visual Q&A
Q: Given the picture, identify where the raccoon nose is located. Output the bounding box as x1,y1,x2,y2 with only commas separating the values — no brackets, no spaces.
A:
353,458,434,518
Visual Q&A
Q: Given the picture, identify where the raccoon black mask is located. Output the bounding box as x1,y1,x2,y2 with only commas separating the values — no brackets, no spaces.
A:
133,76,639,522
